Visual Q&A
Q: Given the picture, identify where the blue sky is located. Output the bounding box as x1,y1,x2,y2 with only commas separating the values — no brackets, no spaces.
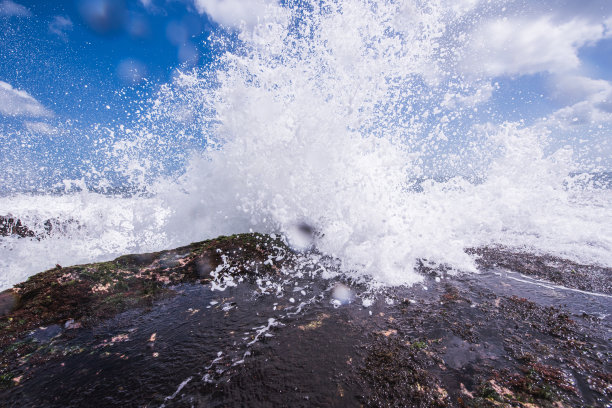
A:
0,0,217,125
0,0,611,193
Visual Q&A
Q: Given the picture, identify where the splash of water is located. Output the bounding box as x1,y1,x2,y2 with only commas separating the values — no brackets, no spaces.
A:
1,0,611,289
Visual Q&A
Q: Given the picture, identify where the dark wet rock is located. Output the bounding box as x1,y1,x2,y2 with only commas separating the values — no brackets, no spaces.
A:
0,215,82,239
194,254,217,277
1,233,283,346
0,216,36,238
63,319,81,330
0,290,19,317
470,246,612,294
358,337,450,407
27,325,62,344
0,235,610,407
41,218,81,236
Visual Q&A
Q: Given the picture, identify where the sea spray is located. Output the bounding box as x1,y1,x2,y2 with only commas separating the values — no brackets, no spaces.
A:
1,0,610,290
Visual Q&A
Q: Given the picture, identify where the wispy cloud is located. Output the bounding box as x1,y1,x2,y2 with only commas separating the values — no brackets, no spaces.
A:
464,16,609,77
193,0,279,28
456,2,612,128
0,0,30,17
442,83,497,109
49,15,74,39
24,121,58,135
0,81,53,118
138,0,164,15
546,76,612,127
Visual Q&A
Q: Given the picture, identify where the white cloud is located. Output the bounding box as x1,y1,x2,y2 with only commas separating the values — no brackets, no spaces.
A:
0,81,53,118
138,0,164,15
0,0,30,17
546,76,612,127
550,75,611,105
49,16,73,39
540,0,612,22
549,101,610,127
442,82,496,109
465,16,609,77
24,121,58,135
442,0,486,17
193,0,278,28
448,2,612,130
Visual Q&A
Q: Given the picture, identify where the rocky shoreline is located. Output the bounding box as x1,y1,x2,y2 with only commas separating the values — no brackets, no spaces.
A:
0,233,610,407
0,215,80,240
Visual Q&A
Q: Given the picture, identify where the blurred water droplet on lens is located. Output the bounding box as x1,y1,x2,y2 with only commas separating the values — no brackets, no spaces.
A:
78,0,127,34
166,20,188,46
285,222,317,251
178,43,199,67
128,14,150,39
116,59,147,85
182,14,202,37
331,283,353,306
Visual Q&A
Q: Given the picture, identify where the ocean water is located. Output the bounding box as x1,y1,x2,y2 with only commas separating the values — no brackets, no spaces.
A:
1,0,611,290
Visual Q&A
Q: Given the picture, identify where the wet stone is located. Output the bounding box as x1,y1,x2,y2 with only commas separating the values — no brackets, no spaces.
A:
27,325,62,344
0,290,18,317
470,247,612,295
0,234,610,407
0,216,35,238
0,215,81,240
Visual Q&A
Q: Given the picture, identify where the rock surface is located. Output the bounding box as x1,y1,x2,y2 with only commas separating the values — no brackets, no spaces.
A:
0,215,81,239
0,216,36,238
0,234,610,407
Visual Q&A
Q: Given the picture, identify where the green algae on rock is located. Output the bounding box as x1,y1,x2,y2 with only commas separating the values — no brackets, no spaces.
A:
0,233,291,390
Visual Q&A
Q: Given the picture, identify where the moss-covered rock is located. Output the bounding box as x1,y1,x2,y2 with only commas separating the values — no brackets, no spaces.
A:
0,235,609,407
0,233,291,390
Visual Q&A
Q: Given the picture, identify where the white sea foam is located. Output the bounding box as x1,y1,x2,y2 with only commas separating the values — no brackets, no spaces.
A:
1,0,611,290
